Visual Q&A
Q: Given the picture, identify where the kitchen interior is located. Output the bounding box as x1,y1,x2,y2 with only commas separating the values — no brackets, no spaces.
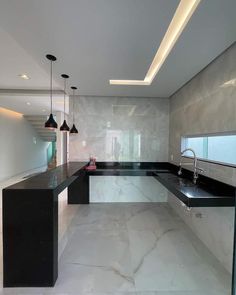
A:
0,0,236,295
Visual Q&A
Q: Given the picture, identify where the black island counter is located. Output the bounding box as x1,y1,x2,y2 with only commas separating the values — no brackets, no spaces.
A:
3,161,235,287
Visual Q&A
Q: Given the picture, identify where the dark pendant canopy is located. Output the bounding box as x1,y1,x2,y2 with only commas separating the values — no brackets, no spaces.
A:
70,86,78,134
60,74,70,132
45,54,58,129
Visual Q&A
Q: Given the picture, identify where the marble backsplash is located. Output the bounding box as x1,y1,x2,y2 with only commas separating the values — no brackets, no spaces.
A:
69,96,169,162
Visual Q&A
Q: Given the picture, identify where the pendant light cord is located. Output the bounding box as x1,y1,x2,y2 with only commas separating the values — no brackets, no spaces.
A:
50,60,53,113
72,89,75,124
64,78,66,120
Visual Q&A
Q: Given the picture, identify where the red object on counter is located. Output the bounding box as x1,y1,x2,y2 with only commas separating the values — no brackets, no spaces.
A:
86,156,97,170
86,165,97,171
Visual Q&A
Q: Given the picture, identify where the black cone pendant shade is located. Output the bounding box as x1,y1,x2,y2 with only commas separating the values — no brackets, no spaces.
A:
45,113,58,129
60,119,70,131
45,54,58,129
60,74,70,132
70,86,78,134
70,124,78,134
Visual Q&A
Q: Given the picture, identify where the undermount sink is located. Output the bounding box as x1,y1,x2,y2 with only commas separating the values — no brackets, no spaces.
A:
177,177,196,187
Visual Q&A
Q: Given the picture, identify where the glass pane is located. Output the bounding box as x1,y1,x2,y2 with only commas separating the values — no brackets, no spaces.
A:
208,135,236,164
183,134,236,165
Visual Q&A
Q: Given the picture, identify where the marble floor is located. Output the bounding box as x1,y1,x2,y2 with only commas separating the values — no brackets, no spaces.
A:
0,203,231,295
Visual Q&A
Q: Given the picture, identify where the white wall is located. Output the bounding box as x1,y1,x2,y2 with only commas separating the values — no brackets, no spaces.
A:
0,108,48,181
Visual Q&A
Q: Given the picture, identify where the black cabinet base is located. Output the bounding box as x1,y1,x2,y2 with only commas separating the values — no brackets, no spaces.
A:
68,169,89,204
3,189,58,287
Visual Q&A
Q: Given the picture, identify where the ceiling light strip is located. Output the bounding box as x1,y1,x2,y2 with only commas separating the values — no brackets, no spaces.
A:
109,80,149,86
146,0,201,83
109,0,201,86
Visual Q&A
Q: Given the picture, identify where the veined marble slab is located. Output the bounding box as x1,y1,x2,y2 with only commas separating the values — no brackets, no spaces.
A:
69,96,169,163
90,176,168,203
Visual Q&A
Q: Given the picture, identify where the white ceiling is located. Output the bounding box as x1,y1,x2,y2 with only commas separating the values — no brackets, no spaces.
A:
0,0,235,103
0,90,69,115
0,28,68,115
0,28,60,90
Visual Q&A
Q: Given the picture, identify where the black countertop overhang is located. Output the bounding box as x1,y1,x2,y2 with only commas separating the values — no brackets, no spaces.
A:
153,170,235,207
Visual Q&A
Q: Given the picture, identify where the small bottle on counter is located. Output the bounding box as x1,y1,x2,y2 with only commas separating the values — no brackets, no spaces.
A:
86,156,97,170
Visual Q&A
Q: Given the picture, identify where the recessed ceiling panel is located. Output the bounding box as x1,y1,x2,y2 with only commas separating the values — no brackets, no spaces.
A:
0,0,235,97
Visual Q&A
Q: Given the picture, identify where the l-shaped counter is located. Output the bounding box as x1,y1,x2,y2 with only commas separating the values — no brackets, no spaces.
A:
2,161,236,287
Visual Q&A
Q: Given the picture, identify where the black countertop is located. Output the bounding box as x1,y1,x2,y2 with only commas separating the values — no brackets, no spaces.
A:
3,161,235,207
95,161,172,170
4,162,170,191
88,161,172,175
154,171,235,207
4,162,87,191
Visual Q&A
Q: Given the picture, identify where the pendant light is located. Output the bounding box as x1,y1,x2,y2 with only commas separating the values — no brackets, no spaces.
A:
70,86,78,134
45,54,58,129
60,74,70,132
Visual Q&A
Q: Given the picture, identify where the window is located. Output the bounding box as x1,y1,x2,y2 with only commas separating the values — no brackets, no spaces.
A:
182,134,236,166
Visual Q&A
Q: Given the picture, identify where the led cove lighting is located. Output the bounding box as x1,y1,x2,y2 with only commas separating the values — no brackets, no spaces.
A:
0,107,23,117
109,0,201,86
110,80,149,86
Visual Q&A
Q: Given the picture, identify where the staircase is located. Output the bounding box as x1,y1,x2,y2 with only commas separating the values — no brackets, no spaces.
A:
47,155,57,170
24,115,56,142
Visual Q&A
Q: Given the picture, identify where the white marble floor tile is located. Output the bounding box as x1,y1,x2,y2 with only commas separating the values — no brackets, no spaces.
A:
125,203,182,231
71,204,128,231
0,287,46,294
56,226,134,293
46,262,135,294
128,217,230,293
60,228,131,271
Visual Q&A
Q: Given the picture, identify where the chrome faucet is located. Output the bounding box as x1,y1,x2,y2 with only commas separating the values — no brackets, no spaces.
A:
178,148,204,184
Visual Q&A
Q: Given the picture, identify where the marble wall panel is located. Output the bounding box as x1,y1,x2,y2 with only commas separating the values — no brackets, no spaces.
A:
69,96,169,162
90,176,168,203
169,42,236,185
169,42,236,273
